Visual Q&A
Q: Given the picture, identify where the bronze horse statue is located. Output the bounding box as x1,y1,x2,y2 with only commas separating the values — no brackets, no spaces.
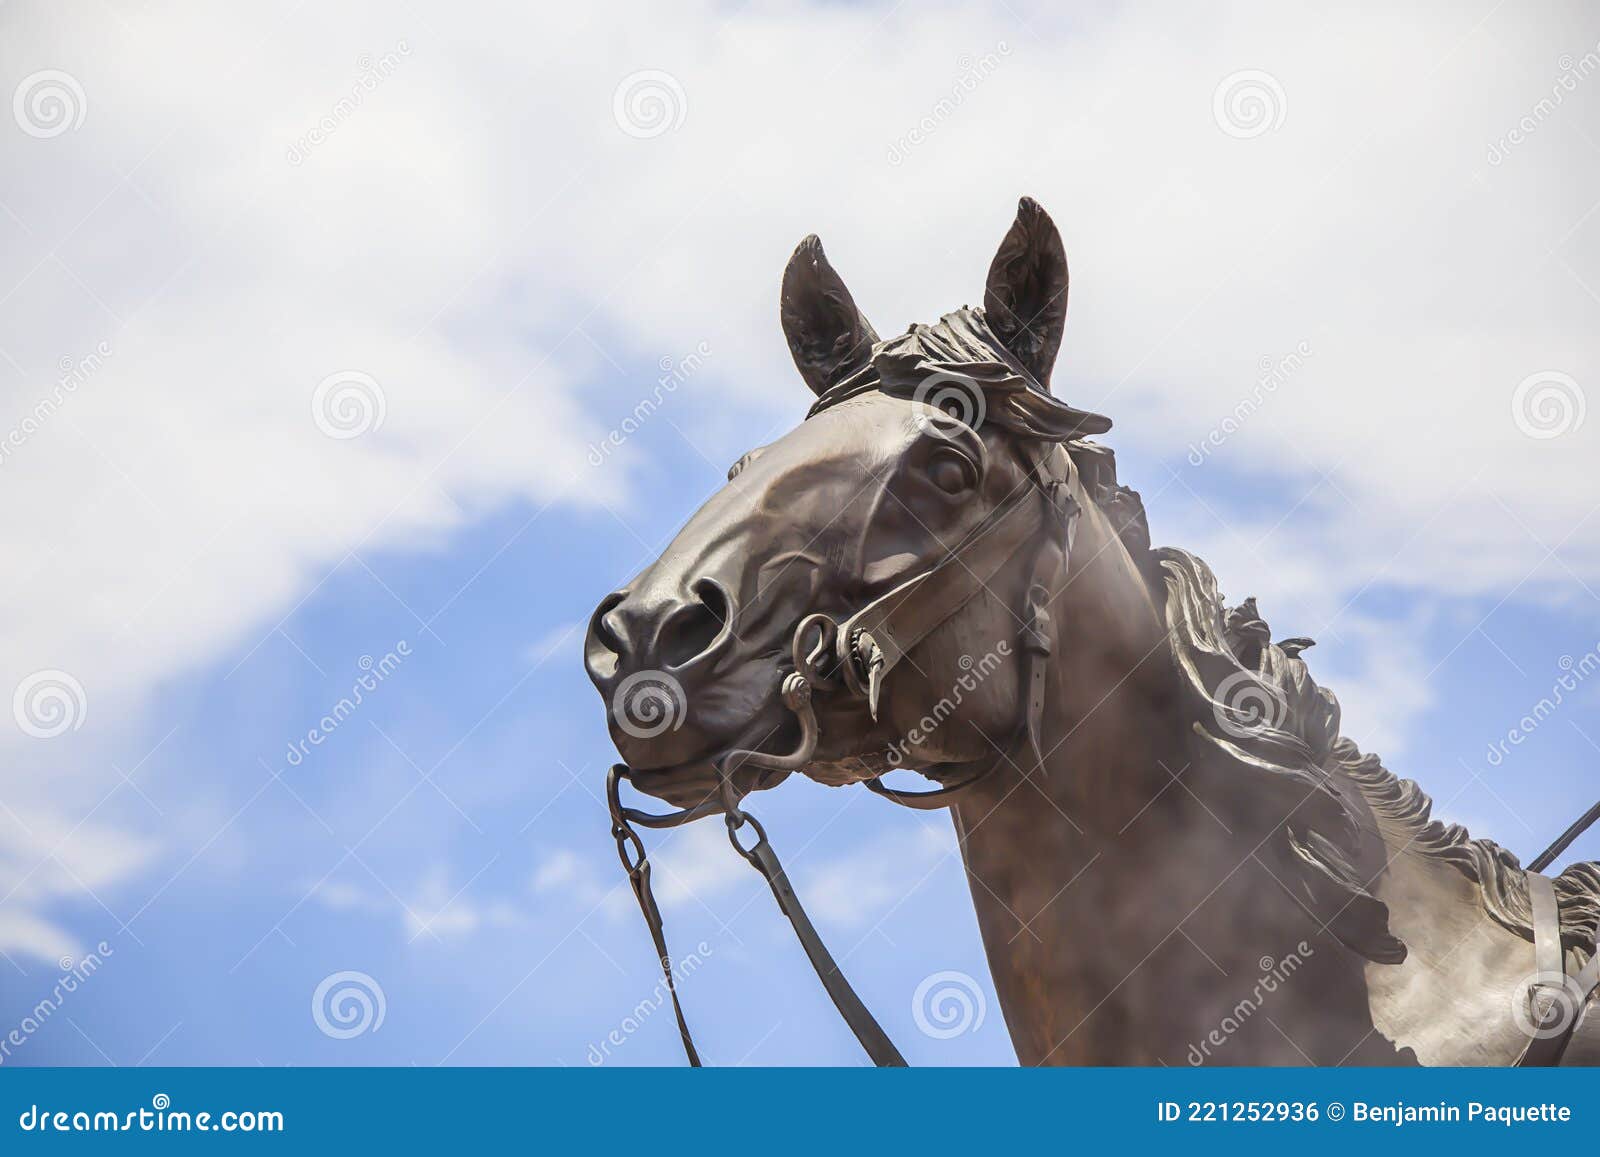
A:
583,198,1600,1066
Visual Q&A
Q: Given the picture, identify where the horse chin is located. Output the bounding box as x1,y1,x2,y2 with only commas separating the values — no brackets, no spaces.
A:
619,703,805,809
800,751,894,788
620,681,956,803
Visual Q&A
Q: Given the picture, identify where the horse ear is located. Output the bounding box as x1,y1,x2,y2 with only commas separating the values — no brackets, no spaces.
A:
780,235,879,397
984,197,1068,388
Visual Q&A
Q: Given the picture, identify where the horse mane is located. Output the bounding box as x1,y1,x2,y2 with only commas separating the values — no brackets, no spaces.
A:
803,307,1600,962
1071,440,1600,963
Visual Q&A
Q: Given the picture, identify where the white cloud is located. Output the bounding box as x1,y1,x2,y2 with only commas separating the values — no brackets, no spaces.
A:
649,822,749,911
307,864,531,942
530,850,586,895
524,622,582,667
0,0,1594,955
0,806,155,962
400,867,525,942
530,848,629,917
303,877,382,914
799,825,957,929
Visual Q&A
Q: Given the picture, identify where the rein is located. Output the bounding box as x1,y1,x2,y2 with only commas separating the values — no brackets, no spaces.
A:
1515,803,1600,1067
605,439,1079,1065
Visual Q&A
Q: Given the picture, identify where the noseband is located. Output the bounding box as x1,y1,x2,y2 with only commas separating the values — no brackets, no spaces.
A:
606,439,1080,1066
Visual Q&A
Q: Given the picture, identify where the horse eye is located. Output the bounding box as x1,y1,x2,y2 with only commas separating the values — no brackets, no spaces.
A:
928,453,974,495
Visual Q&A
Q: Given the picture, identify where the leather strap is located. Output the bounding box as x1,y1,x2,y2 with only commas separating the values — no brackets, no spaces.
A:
1529,800,1600,873
728,813,907,1066
607,767,703,1066
607,765,905,1067
1530,874,1563,982
1514,804,1600,1066
836,498,1043,704
866,449,1076,812
1516,875,1600,1066
625,853,702,1067
1019,553,1056,778
867,764,990,809
1517,955,1600,1067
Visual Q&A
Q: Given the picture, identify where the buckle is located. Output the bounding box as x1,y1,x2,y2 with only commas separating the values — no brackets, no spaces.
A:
1021,584,1052,655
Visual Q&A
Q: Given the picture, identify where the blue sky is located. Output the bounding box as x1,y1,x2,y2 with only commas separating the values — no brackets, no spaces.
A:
0,0,1597,1066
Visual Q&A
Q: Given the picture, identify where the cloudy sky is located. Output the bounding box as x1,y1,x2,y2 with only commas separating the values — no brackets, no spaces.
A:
0,0,1596,1065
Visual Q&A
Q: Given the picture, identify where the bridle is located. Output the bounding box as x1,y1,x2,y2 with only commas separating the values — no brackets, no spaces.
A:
603,408,1600,1069
605,434,1081,1066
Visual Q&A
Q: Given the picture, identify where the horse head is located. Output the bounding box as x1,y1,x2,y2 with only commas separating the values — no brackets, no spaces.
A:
582,199,1600,1071
584,198,1114,808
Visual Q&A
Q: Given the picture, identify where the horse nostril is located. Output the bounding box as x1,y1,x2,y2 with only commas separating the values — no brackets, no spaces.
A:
585,591,630,681
658,580,732,670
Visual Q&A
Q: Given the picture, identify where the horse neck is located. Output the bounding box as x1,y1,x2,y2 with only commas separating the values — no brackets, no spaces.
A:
949,500,1376,1064
1000,494,1180,827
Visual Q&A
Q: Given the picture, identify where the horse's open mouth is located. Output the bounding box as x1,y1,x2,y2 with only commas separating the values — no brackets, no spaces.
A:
622,709,805,808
